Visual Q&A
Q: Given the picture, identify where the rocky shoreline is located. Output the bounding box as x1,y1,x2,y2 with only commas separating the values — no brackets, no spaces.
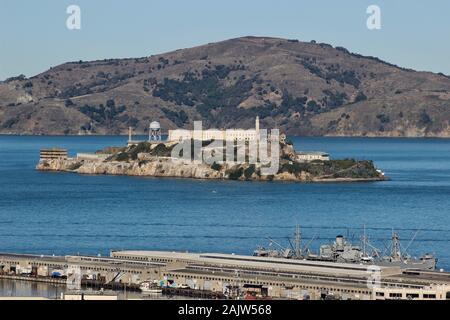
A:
36,141,386,183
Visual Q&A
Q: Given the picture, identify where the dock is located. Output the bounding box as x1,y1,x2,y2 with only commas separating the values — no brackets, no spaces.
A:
1,250,450,300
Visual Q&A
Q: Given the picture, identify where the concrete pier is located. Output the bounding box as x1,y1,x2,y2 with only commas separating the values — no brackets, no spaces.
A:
1,251,450,300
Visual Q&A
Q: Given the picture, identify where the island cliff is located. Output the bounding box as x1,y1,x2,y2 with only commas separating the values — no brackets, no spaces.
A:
36,140,385,183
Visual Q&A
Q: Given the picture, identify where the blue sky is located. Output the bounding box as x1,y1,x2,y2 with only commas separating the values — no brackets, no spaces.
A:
1,0,449,80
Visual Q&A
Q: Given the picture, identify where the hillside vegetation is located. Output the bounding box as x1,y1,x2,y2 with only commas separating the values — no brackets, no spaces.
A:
1,36,449,137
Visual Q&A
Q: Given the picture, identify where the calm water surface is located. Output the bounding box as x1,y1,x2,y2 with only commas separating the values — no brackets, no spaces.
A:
0,279,147,299
0,136,449,268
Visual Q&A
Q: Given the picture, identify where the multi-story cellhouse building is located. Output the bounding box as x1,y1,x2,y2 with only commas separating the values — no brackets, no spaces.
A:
168,117,262,142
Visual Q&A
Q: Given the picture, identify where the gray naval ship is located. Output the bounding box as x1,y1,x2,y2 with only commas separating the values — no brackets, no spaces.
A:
253,226,437,270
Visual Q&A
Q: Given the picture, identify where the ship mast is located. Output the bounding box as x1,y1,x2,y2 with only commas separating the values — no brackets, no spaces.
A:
294,225,302,259
362,225,367,257
391,230,402,260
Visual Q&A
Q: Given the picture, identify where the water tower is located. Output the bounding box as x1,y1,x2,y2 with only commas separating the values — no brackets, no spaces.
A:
149,121,161,141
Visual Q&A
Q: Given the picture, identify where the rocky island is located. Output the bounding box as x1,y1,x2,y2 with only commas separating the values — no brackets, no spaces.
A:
36,139,386,183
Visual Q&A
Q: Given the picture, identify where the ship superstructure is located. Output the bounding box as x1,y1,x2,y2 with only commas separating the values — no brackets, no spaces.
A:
253,226,437,271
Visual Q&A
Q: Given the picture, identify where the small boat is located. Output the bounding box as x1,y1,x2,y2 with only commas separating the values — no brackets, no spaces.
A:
139,281,163,295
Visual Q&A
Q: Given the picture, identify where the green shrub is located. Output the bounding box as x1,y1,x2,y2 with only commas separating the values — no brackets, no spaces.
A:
211,162,222,171
67,162,83,171
116,152,129,162
227,167,244,180
151,143,173,157
281,162,308,175
128,142,150,160
332,159,356,170
244,165,256,179
376,114,390,124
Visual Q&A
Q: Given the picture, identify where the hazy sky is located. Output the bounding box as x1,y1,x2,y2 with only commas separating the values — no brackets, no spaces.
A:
1,0,449,80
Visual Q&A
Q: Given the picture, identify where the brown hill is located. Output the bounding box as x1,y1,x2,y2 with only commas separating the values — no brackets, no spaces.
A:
1,36,449,137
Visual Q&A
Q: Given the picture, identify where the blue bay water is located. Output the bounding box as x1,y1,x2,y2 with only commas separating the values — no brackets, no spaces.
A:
0,136,449,269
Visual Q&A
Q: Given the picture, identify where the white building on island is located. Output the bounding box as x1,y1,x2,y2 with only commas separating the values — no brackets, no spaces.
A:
168,117,261,142
296,151,330,162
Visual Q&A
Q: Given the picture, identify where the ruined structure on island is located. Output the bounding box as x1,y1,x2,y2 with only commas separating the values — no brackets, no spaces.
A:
39,148,68,161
